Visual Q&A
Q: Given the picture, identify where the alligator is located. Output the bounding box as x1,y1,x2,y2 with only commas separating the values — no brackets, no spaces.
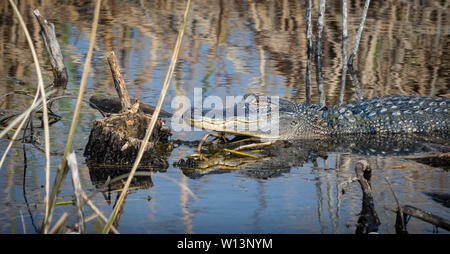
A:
88,94,449,140
184,94,450,140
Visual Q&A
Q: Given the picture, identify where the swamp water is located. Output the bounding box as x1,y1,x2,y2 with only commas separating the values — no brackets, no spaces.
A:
0,0,448,233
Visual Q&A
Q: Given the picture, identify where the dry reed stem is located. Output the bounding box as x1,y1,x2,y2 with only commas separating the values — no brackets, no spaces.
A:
20,210,26,234
67,152,85,234
103,0,192,234
0,91,55,169
48,176,119,234
80,192,120,234
384,176,405,231
234,141,276,151
7,1,52,221
5,3,51,218
42,0,102,234
49,212,69,234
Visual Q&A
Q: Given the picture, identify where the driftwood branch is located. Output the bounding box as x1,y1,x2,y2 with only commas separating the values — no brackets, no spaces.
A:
33,10,68,88
396,205,450,232
88,95,172,118
106,51,132,112
354,160,380,233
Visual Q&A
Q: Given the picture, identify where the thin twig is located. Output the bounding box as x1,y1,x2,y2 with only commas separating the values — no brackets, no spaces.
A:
384,176,405,232
234,141,276,151
0,90,35,102
42,0,102,234
224,148,259,158
80,191,120,234
197,133,227,153
50,176,119,234
20,210,26,234
49,212,69,234
103,0,192,234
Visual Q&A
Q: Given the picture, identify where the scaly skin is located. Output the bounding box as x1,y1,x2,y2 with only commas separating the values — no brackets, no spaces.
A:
290,95,449,138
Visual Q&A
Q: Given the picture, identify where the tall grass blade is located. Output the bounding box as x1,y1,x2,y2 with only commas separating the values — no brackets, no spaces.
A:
102,0,192,234
67,152,85,234
42,0,102,234
7,1,51,221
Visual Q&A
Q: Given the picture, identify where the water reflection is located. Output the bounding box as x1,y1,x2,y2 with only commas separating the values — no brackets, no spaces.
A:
0,0,448,233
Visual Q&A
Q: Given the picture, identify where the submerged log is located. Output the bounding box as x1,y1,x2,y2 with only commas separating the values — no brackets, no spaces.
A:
413,153,450,171
84,51,171,168
396,205,450,232
89,94,172,118
83,106,171,167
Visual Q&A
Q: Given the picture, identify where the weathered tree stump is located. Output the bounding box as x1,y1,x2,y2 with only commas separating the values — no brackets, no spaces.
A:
84,51,171,168
84,106,171,167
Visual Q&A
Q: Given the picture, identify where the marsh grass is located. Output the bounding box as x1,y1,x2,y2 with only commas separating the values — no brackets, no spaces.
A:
1,0,375,234
3,0,192,234
42,0,102,233
102,0,192,234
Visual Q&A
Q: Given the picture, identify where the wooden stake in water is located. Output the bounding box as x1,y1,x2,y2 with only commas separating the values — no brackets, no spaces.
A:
33,10,68,88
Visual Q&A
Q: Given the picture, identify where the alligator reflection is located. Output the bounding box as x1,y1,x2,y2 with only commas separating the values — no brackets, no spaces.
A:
175,134,448,233
175,133,449,179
